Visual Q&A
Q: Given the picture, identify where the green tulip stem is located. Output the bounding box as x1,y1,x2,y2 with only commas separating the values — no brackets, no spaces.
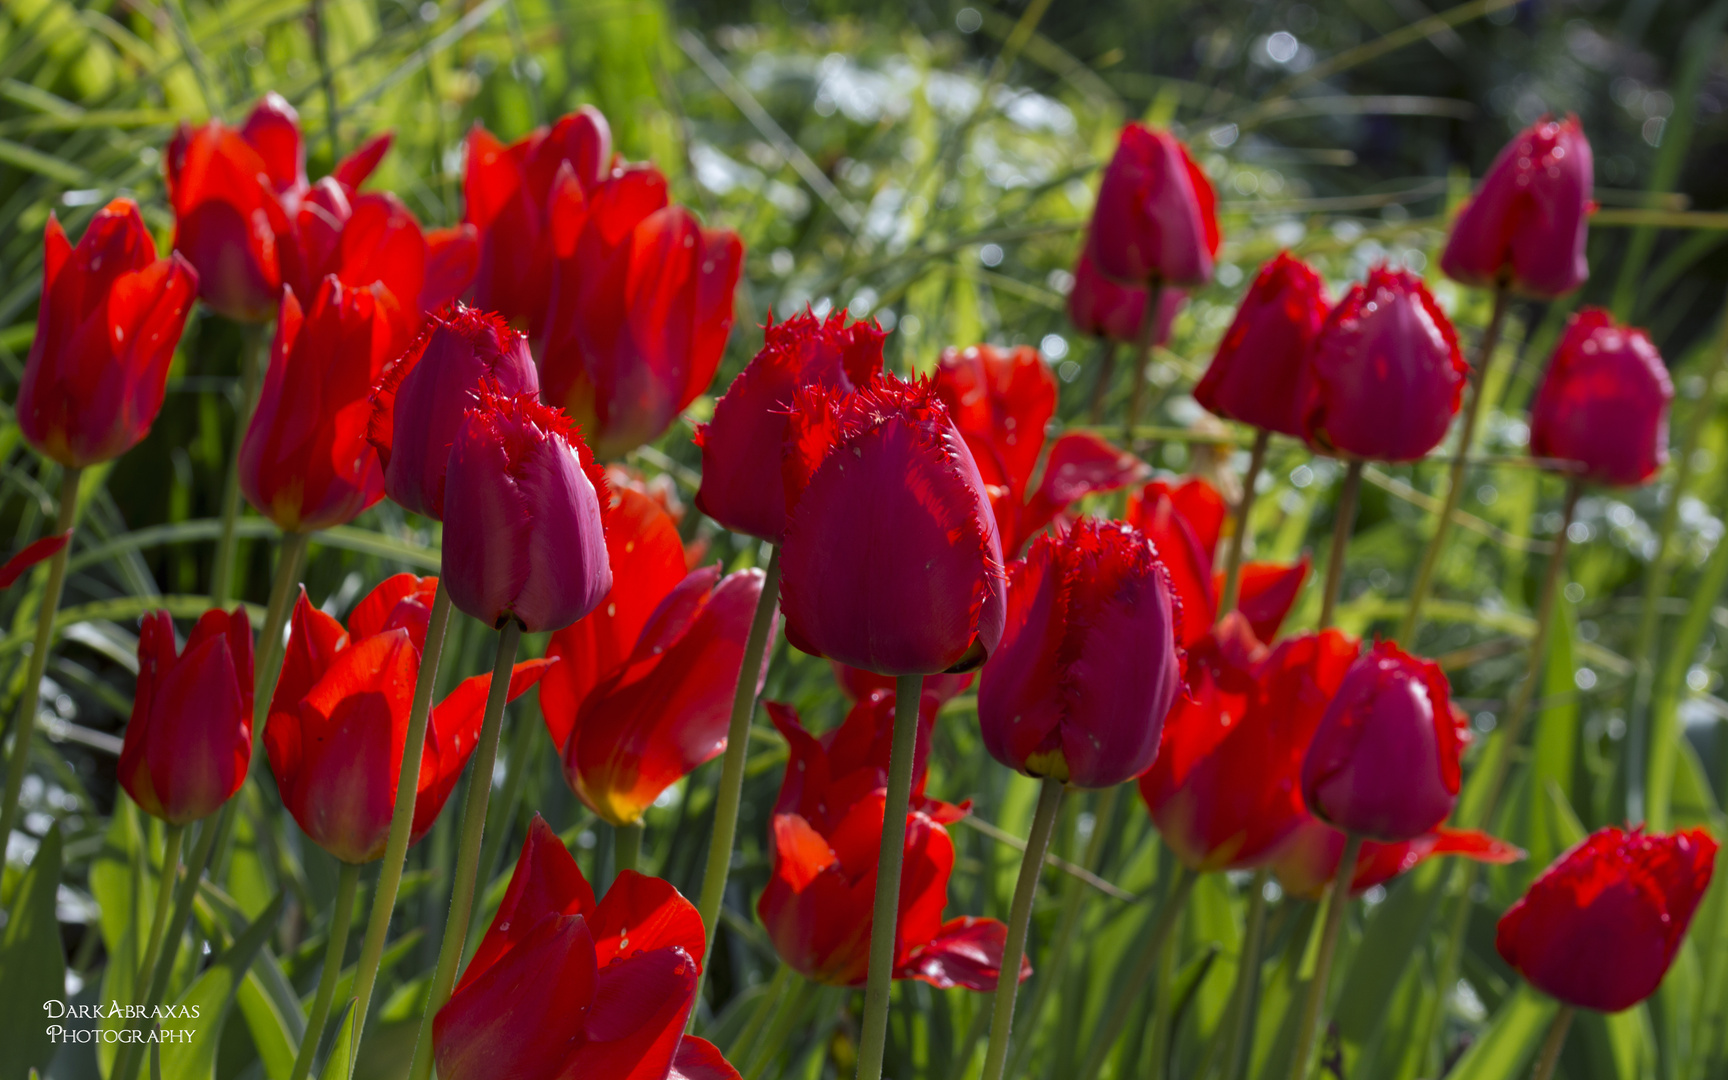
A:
135,824,184,1000
253,530,310,733
211,323,270,606
1222,867,1273,1080
1079,864,1198,1080
1318,460,1364,630
1087,339,1119,425
1122,280,1166,449
290,859,361,1080
1219,429,1272,616
1288,834,1362,1080
1531,1005,1575,1080
112,818,187,1080
979,776,1065,1080
615,819,645,876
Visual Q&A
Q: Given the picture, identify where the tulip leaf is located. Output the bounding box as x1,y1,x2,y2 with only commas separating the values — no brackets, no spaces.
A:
237,967,299,1080
0,824,65,1080
1520,595,1582,886
1445,984,1556,1080
154,893,283,1080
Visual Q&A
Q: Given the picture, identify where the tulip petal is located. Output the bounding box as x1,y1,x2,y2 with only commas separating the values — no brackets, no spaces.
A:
463,815,596,991
589,869,707,968
1228,558,1311,643
669,1037,742,1080
0,531,69,589
571,946,697,1080
332,131,393,191
900,915,1024,991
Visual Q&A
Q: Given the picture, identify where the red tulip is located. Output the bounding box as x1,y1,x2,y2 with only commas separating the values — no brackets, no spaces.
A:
696,308,885,543
979,518,1180,788
464,109,613,329
368,304,541,519
1301,266,1466,462
441,385,612,632
1067,249,1186,345
119,608,253,824
1272,820,1523,901
1193,252,1332,438
932,344,1149,556
832,661,973,708
1142,619,1359,871
18,200,197,468
759,696,1023,990
240,276,413,532
779,373,1006,676
1496,827,1718,1013
281,185,435,321
1086,123,1220,288
434,815,739,1080
1300,641,1465,842
424,225,482,315
538,163,744,459
265,578,552,863
1441,116,1592,299
1530,309,1672,487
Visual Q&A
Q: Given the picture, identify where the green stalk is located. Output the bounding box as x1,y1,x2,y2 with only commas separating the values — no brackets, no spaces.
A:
113,820,188,1080
1087,340,1119,425
0,465,81,849
980,776,1065,1080
1122,281,1166,448
290,860,361,1080
729,964,793,1062
1287,835,1362,1080
744,971,817,1080
1079,865,1198,1080
211,322,269,606
1219,430,1272,615
854,672,925,1080
406,620,522,1080
614,820,645,875
253,531,310,729
1318,461,1364,630
475,702,540,890
1531,1005,1575,1080
1400,285,1510,643
135,825,185,1001
1221,867,1272,1080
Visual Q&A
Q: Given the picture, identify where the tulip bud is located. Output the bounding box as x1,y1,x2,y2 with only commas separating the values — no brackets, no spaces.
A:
1067,249,1186,345
979,518,1181,788
367,304,540,519
779,373,1006,676
1441,116,1592,299
119,608,254,824
19,201,197,468
1299,641,1464,842
1086,123,1220,288
1496,826,1717,1013
1194,252,1332,438
282,189,431,323
1530,309,1672,486
1272,820,1523,901
1301,266,1466,462
440,386,611,632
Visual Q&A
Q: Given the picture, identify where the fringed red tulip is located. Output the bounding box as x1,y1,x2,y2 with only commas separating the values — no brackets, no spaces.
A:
1086,123,1220,288
1530,309,1672,487
1193,252,1331,438
1272,820,1523,901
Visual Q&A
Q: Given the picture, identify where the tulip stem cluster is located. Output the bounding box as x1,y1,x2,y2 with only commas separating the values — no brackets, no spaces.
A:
1218,428,1272,615
1287,833,1362,1080
210,323,271,606
1532,1004,1576,1080
291,859,361,1080
980,775,1065,1080
1318,461,1364,630
1079,864,1197,1080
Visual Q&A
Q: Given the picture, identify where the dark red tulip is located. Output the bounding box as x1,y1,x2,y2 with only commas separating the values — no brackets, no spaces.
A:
832,662,973,708
18,200,196,468
538,163,744,459
1067,249,1185,345
1143,619,1359,871
779,373,1006,676
1301,266,1466,462
119,608,254,824
1530,309,1672,487
1497,827,1718,1013
1193,252,1331,438
1086,123,1220,288
1273,820,1523,900
368,304,541,519
1441,116,1592,299
0,533,70,589
265,578,551,863
434,815,739,1080
1300,641,1464,842
241,276,413,532
696,308,885,543
980,518,1181,788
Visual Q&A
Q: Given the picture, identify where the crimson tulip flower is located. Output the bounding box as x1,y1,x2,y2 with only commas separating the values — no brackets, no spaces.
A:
368,304,541,519
1300,641,1465,842
1497,826,1718,1013
1272,819,1523,901
932,344,1149,556
759,695,1024,990
119,608,253,824
696,308,885,543
1086,123,1220,289
1301,266,1466,462
240,276,413,532
18,199,197,468
1067,249,1186,346
434,815,740,1080
538,161,744,459
265,576,552,863
1530,309,1672,487
779,372,1006,676
1441,116,1592,299
1193,252,1332,438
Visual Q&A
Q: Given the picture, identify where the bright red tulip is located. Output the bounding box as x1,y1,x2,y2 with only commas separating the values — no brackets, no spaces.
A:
1301,266,1466,462
1300,641,1465,842
1530,309,1672,487
1193,252,1332,438
19,200,197,468
1067,249,1185,345
696,308,885,543
240,276,413,532
265,577,551,863
368,304,541,519
281,184,436,321
434,815,739,1080
1272,819,1523,901
1497,826,1718,1013
1441,116,1592,299
980,517,1180,788
538,162,744,459
1086,123,1220,288
119,608,253,824
779,373,1006,676
832,662,973,707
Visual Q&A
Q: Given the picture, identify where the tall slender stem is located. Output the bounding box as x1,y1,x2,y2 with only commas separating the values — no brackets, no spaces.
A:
1400,286,1510,643
1222,867,1272,1080
290,860,361,1080
615,820,644,876
1288,834,1362,1080
980,776,1065,1080
1079,865,1198,1080
1123,281,1166,448
1219,430,1272,615
211,323,269,606
1088,340,1119,425
1531,1004,1575,1080
1319,461,1363,630
854,672,925,1080
135,824,185,999
253,531,310,730
406,620,522,1080
0,465,81,849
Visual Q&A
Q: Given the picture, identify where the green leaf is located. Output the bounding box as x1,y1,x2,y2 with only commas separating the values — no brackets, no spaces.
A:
237,964,299,1080
0,825,66,1080
1446,985,1557,1080
155,893,284,1080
